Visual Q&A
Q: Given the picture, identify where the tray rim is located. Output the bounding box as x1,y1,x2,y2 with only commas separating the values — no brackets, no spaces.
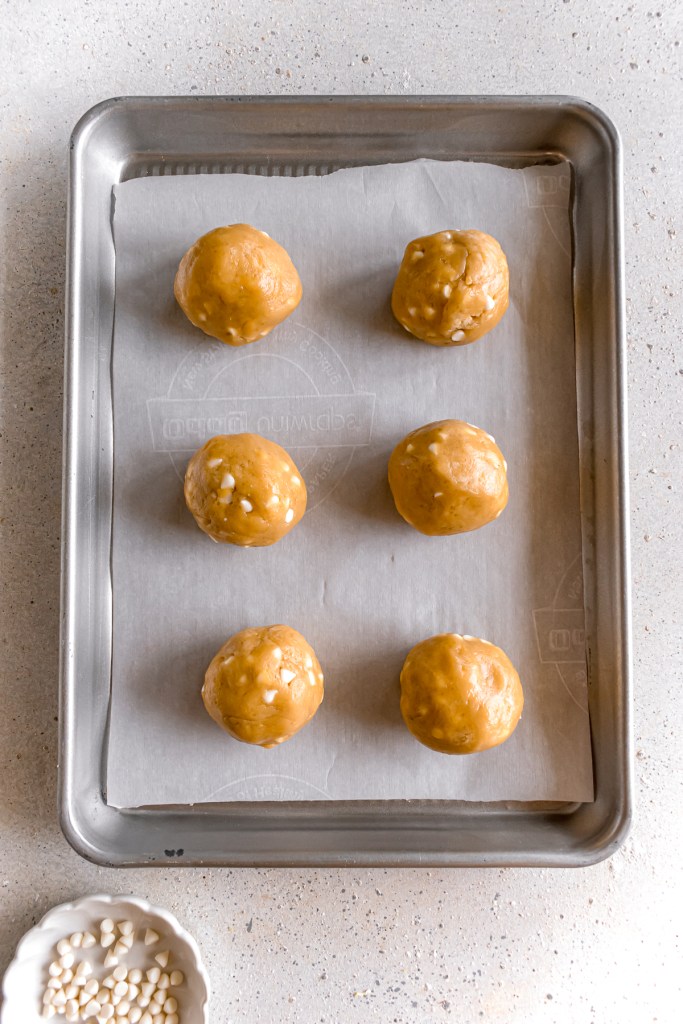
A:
60,93,632,868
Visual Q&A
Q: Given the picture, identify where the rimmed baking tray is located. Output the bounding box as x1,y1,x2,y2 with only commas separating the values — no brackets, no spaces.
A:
60,95,631,867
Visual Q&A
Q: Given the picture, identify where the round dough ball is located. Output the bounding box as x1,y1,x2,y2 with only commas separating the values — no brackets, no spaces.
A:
184,433,306,547
174,224,302,345
202,624,324,748
400,633,523,754
388,419,508,536
391,229,509,346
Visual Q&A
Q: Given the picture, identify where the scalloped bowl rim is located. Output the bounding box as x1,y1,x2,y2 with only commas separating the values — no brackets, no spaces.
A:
1,893,210,1023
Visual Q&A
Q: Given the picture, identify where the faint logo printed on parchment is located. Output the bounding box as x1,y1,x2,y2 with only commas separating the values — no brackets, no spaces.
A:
147,322,376,509
204,774,331,802
533,554,589,712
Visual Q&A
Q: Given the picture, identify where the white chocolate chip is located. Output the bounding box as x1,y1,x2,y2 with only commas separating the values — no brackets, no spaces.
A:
128,969,142,986
80,990,92,1006
114,941,128,957
263,689,277,704
57,939,72,956
84,979,100,996
114,981,128,998
291,476,301,487
154,951,169,969
76,961,92,978
138,996,151,1008
169,970,184,987
428,443,439,454
442,284,452,298
60,952,75,969
129,1009,143,1024
82,932,97,949
43,990,55,1005
451,330,465,341
284,508,294,523
308,670,317,687
139,1014,153,1024
424,306,435,317
239,498,253,513
127,984,139,1000
116,1001,131,1017
411,250,424,261
104,951,118,969
100,919,115,934
100,1006,115,1021
140,982,155,998
163,997,178,1014
53,990,67,1008
101,932,115,949
85,1000,102,1017
118,921,134,937
65,985,78,999
206,457,222,468
220,471,235,490
408,306,417,316
280,668,296,684
97,989,110,1003
146,967,161,984
484,292,495,310
119,934,134,949
65,1000,79,1019
268,494,280,506
148,1002,163,1016
433,492,443,498
48,978,62,990
166,1015,179,1024
112,966,127,983
42,1006,56,1019
405,443,414,453
144,930,159,947
281,461,291,472
48,962,62,978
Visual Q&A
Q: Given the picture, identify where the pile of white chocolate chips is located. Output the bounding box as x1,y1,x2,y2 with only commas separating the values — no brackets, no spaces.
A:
40,918,184,1022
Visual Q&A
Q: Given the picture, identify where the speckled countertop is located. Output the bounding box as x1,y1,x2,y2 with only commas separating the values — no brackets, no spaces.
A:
0,2,681,1022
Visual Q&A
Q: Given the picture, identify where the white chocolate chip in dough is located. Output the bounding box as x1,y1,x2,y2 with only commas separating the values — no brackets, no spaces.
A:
442,284,452,298
268,493,280,506
411,250,424,261
239,499,253,513
263,689,277,704
408,306,417,316
483,292,495,310
428,443,439,454
433,492,443,498
451,330,465,342
308,670,317,687
220,471,235,490
280,668,296,685
206,457,222,468
284,508,294,523
405,443,414,453
272,647,282,662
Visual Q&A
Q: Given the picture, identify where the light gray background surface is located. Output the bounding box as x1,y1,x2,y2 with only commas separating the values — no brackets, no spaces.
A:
0,2,680,1022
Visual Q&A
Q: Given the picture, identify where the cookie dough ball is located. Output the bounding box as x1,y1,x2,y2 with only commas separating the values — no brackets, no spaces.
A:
400,633,523,754
174,224,302,345
184,433,306,547
392,229,509,346
388,419,508,536
202,625,324,748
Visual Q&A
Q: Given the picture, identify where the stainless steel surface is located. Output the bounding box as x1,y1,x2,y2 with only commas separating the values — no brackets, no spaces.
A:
60,95,631,867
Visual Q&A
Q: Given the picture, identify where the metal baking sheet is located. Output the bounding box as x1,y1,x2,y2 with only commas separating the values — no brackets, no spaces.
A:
60,96,631,866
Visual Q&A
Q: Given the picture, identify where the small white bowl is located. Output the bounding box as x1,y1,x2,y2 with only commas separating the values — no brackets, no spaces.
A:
1,893,210,1024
